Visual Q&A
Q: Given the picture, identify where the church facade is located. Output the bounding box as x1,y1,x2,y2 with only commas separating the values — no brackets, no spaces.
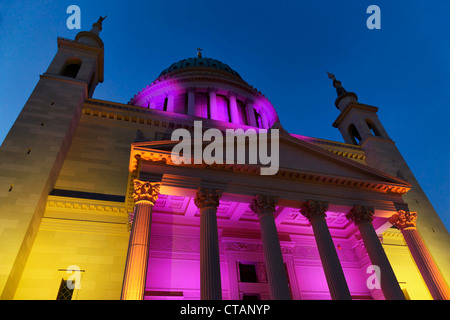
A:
0,19,449,300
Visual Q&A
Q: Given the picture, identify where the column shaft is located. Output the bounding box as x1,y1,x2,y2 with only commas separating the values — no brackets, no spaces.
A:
310,215,351,300
187,89,196,116
121,201,153,300
402,228,450,299
390,210,450,300
358,220,405,300
301,200,351,300
228,94,239,124
260,111,269,129
246,102,257,127
195,187,223,300
208,89,218,120
347,205,405,300
250,194,291,300
259,213,291,299
200,206,222,300
121,180,160,300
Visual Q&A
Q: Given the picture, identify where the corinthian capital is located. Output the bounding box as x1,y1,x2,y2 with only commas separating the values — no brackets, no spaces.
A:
300,200,329,221
194,187,223,209
389,210,417,230
249,194,278,216
133,180,161,204
346,205,374,225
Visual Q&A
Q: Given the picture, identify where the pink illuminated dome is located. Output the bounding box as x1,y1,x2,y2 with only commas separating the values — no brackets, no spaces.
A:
128,52,279,129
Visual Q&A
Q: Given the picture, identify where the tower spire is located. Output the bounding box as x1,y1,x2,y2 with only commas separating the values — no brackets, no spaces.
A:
327,72,358,111
75,16,106,48
90,15,107,36
327,72,348,97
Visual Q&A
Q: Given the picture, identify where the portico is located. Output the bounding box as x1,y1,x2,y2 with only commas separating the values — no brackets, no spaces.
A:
120,132,420,300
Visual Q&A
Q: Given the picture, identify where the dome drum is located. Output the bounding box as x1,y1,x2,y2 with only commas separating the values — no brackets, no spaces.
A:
129,57,278,129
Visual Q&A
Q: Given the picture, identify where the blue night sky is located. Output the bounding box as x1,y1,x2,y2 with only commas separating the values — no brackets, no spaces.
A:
1,1,449,230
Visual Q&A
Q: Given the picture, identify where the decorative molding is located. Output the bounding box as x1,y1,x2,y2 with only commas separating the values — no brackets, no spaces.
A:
249,194,278,216
346,205,375,225
299,199,329,221
225,241,263,253
133,180,161,204
224,241,292,254
130,148,410,196
389,210,417,230
46,196,128,215
194,187,222,209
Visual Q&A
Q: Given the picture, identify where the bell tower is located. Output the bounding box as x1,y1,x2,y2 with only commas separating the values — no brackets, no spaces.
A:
328,72,390,146
329,73,450,287
0,18,106,299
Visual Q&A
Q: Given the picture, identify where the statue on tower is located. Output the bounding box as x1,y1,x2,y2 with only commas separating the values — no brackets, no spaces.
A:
97,15,107,25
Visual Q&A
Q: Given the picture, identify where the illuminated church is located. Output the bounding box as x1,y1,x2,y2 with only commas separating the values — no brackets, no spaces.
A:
1,18,449,300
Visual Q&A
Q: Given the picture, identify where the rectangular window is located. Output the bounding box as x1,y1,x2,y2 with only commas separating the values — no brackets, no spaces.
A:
239,263,257,283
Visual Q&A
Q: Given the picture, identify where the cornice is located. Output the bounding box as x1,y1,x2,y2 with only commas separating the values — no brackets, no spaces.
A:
129,144,410,196
332,102,379,128
46,195,128,215
82,98,264,134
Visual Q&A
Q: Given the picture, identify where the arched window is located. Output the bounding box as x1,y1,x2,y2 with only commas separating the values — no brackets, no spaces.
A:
366,119,381,137
163,97,168,112
348,124,362,145
61,59,81,78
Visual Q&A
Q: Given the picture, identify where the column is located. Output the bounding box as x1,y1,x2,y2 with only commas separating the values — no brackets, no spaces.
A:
208,88,218,120
246,99,257,127
260,111,269,129
187,87,196,116
227,92,239,124
300,200,352,300
250,194,291,299
147,97,156,109
194,187,223,300
166,91,175,112
346,205,405,300
389,210,450,300
121,180,161,300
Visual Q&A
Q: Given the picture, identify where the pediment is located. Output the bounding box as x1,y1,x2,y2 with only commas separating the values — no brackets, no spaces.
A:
277,134,405,186
130,131,410,195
